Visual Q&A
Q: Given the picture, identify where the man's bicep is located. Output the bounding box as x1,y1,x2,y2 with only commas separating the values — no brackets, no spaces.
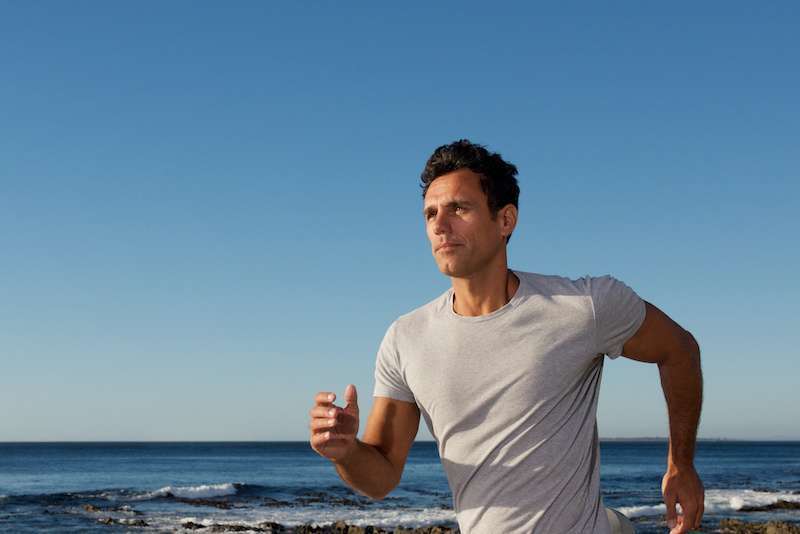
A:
362,396,420,483
622,300,696,364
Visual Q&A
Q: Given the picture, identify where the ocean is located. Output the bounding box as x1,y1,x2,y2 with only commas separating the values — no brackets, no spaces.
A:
0,440,798,533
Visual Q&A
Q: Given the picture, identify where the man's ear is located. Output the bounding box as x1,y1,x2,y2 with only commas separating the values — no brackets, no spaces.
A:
499,204,518,239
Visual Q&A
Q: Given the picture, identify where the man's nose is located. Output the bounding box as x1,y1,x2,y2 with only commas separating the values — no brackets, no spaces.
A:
432,210,450,235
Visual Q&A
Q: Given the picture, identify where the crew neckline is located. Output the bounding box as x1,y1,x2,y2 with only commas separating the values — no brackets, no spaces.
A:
445,269,527,322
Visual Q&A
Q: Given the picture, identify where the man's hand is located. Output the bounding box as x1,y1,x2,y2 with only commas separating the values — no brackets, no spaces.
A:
309,384,360,463
662,464,704,533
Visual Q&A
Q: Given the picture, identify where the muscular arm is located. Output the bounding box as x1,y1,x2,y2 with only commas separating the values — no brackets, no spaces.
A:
622,300,704,532
334,397,421,499
623,301,703,466
310,387,420,500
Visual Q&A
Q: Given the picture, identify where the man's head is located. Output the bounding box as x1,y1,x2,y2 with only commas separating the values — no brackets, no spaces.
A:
421,139,520,242
421,140,520,278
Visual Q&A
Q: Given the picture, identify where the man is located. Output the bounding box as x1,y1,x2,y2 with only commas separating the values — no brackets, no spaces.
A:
309,140,704,533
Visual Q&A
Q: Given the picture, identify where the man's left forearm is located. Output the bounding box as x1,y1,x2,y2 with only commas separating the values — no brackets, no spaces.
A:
658,331,703,467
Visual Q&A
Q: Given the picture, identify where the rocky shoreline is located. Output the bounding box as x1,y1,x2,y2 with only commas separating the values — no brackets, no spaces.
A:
76,498,800,533
82,516,800,533
719,519,800,534
178,521,457,533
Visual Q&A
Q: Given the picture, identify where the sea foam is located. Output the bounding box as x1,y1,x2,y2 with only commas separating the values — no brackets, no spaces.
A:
143,483,238,500
618,489,800,518
165,506,458,531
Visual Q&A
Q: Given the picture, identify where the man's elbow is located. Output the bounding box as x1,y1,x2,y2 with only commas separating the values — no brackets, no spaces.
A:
362,480,399,501
367,490,391,501
684,330,701,361
353,470,401,501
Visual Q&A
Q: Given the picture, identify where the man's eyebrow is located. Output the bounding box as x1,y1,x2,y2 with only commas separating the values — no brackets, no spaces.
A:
423,200,475,216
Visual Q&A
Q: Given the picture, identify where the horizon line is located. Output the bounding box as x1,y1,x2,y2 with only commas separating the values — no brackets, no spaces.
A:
2,437,799,443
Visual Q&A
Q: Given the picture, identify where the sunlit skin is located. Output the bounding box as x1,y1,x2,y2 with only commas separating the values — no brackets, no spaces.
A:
423,168,519,317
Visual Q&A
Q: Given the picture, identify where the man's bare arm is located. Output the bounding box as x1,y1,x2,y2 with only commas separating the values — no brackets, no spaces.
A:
622,300,704,533
309,386,420,500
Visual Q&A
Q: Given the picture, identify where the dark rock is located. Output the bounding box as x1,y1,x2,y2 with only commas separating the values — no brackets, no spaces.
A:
175,497,233,509
262,497,293,507
720,519,800,533
296,492,370,508
207,524,267,532
119,518,148,527
83,503,142,515
95,516,149,528
257,522,287,532
174,521,459,534
741,500,800,512
288,523,458,534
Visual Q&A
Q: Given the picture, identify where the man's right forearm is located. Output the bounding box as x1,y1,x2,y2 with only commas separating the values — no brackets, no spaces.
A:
333,439,398,500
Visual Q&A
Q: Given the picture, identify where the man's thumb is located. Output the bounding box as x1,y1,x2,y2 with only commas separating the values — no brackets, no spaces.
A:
344,384,358,409
664,494,678,529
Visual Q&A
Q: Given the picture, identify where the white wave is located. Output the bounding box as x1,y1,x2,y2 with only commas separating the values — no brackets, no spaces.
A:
616,503,666,518
117,518,146,525
706,489,800,512
617,488,800,518
141,483,238,500
156,506,458,531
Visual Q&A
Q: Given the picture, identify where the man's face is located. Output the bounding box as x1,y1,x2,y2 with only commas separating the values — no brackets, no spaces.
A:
423,168,509,278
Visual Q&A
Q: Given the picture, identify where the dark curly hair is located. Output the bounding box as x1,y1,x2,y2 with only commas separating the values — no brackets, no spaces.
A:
421,139,520,242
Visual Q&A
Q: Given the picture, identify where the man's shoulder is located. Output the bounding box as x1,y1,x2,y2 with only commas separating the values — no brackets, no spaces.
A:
394,287,451,325
514,269,594,297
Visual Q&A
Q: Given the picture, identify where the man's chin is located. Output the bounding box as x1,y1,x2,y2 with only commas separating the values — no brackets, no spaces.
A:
436,261,467,278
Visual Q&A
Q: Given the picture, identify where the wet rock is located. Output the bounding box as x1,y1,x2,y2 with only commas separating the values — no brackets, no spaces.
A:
289,523,457,534
177,521,459,534
257,522,287,532
741,500,800,512
207,525,266,532
119,518,148,526
95,517,148,528
83,502,142,515
175,497,233,509
296,492,370,508
262,497,293,507
720,519,800,533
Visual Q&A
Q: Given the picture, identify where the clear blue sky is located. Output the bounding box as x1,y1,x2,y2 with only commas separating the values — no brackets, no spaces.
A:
1,2,797,441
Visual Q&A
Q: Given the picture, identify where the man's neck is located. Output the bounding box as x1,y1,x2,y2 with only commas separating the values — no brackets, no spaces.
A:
451,265,520,317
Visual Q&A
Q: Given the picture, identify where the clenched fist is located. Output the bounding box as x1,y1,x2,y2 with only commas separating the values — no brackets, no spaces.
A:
309,384,359,462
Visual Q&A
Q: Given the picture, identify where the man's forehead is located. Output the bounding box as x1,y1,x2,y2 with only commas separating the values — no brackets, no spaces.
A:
423,171,485,205
423,194,475,209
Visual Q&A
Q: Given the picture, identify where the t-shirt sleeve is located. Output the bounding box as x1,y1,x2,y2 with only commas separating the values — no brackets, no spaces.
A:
373,321,416,402
587,275,647,359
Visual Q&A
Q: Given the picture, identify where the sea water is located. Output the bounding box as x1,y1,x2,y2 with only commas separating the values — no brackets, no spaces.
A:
0,441,798,532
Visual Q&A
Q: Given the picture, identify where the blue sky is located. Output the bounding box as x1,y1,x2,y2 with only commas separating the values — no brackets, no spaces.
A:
1,2,797,441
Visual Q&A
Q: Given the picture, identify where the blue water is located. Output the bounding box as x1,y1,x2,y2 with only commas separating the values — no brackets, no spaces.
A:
1,441,798,532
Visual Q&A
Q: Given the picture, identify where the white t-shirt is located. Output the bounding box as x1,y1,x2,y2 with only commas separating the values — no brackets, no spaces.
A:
373,270,646,534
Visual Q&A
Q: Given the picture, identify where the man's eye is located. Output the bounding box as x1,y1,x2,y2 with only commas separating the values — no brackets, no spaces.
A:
455,206,465,213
